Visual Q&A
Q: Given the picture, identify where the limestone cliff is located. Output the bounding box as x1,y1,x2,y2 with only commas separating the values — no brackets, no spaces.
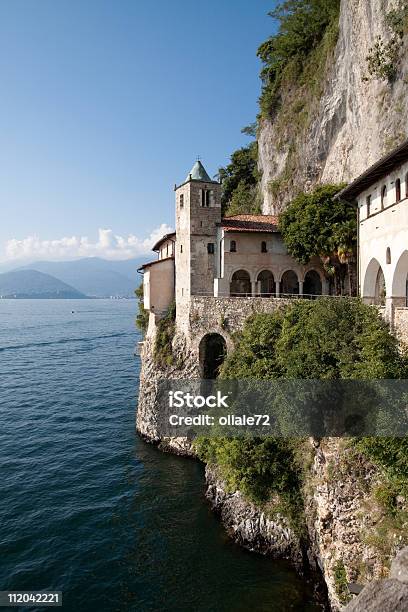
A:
259,0,408,214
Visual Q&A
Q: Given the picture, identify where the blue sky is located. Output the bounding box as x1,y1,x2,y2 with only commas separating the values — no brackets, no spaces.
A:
0,0,276,263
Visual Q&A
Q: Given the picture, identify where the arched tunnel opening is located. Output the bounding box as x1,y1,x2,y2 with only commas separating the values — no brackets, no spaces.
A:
199,333,227,379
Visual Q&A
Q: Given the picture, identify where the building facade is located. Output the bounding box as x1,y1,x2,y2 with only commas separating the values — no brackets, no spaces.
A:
139,160,328,336
338,139,408,322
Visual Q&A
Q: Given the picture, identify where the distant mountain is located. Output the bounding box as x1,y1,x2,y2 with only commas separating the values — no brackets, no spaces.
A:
0,270,87,299
15,257,146,297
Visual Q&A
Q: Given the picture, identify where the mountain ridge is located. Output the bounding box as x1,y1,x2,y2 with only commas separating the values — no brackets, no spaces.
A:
0,270,87,299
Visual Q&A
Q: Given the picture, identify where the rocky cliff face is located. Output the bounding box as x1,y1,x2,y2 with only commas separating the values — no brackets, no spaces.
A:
259,0,408,213
344,547,408,611
136,333,197,456
203,439,407,611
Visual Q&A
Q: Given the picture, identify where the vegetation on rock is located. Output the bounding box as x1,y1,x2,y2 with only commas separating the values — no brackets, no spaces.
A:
153,302,176,367
278,184,357,294
196,299,408,537
364,2,408,82
218,141,261,217
257,0,341,118
135,282,149,333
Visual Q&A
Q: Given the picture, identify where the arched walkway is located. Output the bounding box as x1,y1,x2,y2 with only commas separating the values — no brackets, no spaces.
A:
391,251,408,302
281,270,299,295
230,270,251,296
199,333,227,379
257,270,275,296
363,258,386,305
303,270,322,296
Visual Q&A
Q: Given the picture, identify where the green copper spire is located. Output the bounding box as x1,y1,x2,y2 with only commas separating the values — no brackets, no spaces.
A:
185,160,212,182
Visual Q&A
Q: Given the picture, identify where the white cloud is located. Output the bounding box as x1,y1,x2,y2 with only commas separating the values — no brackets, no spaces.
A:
2,224,174,262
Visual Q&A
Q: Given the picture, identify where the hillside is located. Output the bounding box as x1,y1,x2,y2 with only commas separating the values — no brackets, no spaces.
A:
257,0,408,213
0,270,87,299
16,257,145,297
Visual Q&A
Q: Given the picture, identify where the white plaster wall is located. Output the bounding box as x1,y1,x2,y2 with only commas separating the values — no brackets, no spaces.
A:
158,239,175,260
359,161,408,303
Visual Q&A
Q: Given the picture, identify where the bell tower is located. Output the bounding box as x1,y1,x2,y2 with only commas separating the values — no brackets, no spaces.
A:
174,160,222,303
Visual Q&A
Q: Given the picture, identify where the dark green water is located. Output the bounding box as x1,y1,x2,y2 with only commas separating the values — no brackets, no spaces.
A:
0,300,319,611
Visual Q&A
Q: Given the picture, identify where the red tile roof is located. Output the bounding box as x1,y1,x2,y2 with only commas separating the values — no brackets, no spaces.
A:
220,214,279,233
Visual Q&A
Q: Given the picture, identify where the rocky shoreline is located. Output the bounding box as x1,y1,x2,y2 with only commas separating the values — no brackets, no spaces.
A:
137,336,407,610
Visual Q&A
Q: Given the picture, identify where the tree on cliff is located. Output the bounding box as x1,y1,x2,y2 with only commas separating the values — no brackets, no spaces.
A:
278,184,357,295
218,142,261,217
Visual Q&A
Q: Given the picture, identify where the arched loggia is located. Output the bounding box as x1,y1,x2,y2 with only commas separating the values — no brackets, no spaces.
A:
362,258,386,305
281,270,299,295
230,270,251,296
303,270,322,296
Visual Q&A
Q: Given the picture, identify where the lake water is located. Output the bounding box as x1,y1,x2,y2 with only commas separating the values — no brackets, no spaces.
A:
0,299,319,611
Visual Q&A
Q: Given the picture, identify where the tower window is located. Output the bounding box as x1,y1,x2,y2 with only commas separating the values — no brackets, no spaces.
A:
366,195,371,217
230,240,236,252
207,243,215,254
381,185,387,209
180,244,183,253
261,241,267,253
180,194,184,208
386,247,391,264
201,189,210,207
396,178,401,203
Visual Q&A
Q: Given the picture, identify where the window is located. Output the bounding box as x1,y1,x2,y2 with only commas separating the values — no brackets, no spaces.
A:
386,247,391,264
381,185,387,209
180,194,184,208
230,240,236,252
366,195,371,217
261,241,267,253
396,178,401,203
207,243,215,254
406,173,408,199
201,189,210,207
180,244,183,253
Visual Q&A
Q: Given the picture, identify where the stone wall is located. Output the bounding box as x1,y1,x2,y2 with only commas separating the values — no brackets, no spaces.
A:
394,307,408,344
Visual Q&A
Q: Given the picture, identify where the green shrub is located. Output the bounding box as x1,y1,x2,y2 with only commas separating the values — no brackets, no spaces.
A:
196,299,408,530
222,299,406,380
153,302,176,367
333,559,351,604
354,438,408,500
135,282,149,333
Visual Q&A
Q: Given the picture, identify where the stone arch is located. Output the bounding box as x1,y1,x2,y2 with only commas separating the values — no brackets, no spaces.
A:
362,258,386,305
303,270,322,296
230,269,251,296
280,269,299,295
391,250,408,300
257,269,275,296
199,333,227,379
